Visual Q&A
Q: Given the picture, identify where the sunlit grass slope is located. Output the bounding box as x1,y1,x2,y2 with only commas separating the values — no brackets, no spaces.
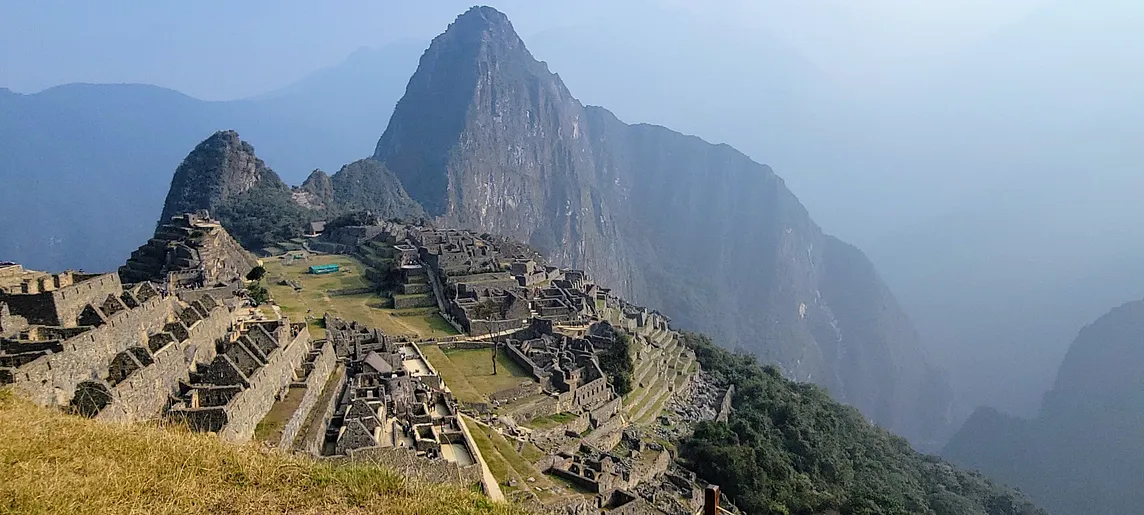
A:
0,389,522,515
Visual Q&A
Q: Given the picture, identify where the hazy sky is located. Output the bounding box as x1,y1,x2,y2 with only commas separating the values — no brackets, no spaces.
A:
2,1,1046,100
4,0,1144,417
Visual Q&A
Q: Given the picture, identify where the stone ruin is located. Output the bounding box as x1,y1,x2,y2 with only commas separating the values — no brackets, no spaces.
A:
167,318,313,441
320,317,481,474
0,264,236,423
119,212,259,291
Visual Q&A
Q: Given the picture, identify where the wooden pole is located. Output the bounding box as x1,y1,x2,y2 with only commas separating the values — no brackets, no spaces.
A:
704,485,720,515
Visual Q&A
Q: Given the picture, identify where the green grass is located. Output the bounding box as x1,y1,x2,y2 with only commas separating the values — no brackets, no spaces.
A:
0,389,522,515
418,345,484,404
467,419,562,501
262,254,457,339
521,412,578,430
442,348,535,397
519,442,546,464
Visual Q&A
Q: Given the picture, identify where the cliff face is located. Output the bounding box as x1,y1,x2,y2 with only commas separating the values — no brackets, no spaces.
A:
160,130,288,222
943,300,1144,515
373,6,952,445
158,130,312,250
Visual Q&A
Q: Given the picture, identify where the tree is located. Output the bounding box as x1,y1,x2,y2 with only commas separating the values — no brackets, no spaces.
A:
599,332,634,396
247,283,270,306
245,265,266,282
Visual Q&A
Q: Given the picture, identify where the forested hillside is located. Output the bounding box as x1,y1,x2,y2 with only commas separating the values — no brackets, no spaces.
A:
680,332,1043,515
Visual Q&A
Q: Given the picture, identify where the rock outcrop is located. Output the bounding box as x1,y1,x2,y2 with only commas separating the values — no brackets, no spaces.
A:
160,130,287,222
370,6,952,445
943,299,1144,515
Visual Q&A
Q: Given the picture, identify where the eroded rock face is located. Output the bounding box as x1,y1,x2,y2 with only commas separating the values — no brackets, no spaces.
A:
160,130,284,222
372,6,954,445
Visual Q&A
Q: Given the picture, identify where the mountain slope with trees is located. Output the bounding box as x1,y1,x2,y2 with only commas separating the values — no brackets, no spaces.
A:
682,332,1044,515
370,5,953,447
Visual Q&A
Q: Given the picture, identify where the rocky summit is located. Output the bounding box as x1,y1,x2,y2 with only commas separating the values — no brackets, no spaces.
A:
370,6,953,446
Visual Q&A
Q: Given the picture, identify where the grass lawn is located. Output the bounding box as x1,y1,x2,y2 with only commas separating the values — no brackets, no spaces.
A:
467,418,562,501
443,348,534,397
520,412,577,430
419,345,485,404
262,253,457,340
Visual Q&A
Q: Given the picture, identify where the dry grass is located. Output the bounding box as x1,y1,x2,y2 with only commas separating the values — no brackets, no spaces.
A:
262,254,457,340
0,389,522,515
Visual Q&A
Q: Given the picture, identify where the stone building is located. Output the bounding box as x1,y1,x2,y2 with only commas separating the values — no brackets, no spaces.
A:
119,212,258,290
322,317,477,468
167,318,312,441
1,266,235,422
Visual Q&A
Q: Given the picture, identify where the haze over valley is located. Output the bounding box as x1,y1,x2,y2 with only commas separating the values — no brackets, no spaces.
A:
2,2,1142,513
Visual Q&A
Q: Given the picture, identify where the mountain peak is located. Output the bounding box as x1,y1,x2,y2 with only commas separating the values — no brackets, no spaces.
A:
450,6,516,40
159,130,285,223
373,5,567,216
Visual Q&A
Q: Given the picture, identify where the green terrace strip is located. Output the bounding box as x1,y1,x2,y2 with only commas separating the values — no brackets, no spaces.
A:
0,389,522,515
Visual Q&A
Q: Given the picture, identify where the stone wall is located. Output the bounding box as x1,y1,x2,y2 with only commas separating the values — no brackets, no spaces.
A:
97,302,231,423
11,294,173,406
716,385,734,423
468,318,526,338
340,446,482,488
589,397,624,427
572,376,611,411
436,341,489,351
49,273,124,328
326,287,375,297
530,413,591,450
278,340,336,449
392,294,436,309
301,364,346,456
511,396,561,424
488,382,542,403
583,411,627,452
216,325,311,441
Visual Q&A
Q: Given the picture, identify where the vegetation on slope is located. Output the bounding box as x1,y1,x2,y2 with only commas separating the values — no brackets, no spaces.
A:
599,331,634,396
678,332,1045,515
0,389,519,515
213,174,313,250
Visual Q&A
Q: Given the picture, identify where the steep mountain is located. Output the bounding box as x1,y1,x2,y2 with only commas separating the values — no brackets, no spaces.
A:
372,6,952,446
294,169,335,211
0,42,422,273
160,130,311,250
327,158,425,218
942,300,1144,515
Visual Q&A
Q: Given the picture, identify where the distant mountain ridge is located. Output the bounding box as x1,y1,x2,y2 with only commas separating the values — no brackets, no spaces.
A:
370,6,954,446
942,299,1144,514
0,43,423,272
157,131,423,250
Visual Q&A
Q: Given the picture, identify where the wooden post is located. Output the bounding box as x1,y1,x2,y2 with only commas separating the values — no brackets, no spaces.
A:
704,484,720,515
